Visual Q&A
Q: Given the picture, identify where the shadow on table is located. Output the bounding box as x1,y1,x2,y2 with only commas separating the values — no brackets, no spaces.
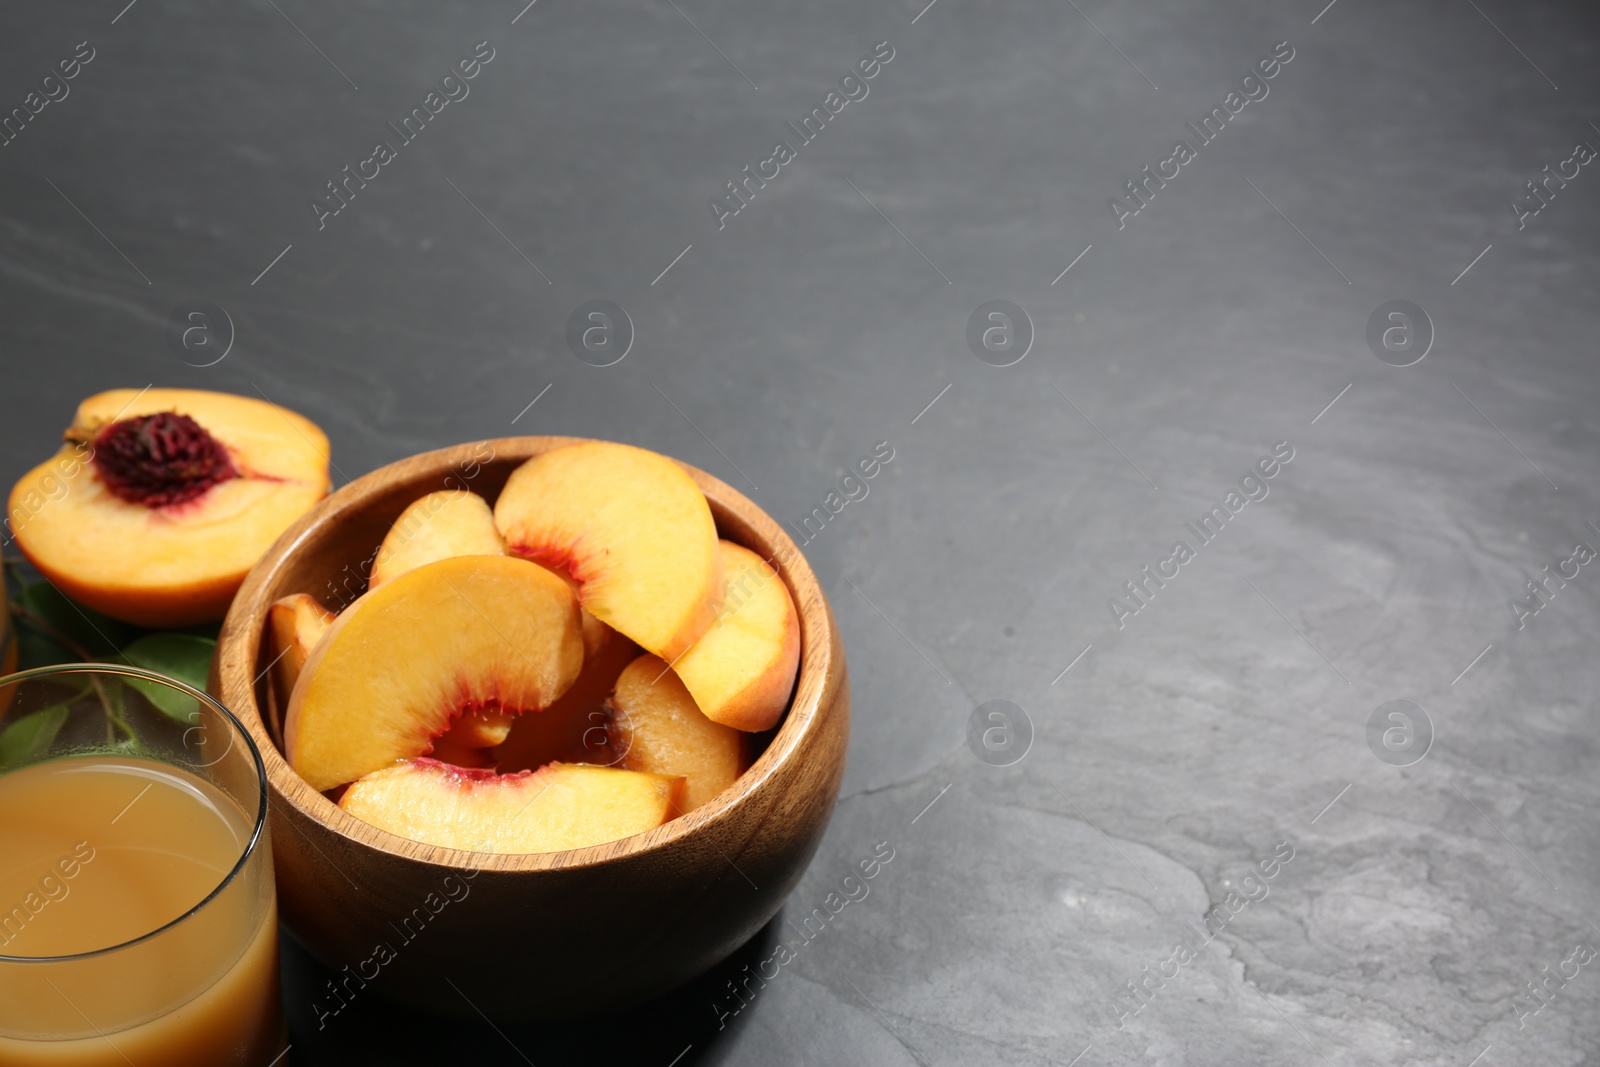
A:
280,918,782,1066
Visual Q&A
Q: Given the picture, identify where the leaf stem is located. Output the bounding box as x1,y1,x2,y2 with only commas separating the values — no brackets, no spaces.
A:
10,604,98,661
7,605,132,739
92,674,134,741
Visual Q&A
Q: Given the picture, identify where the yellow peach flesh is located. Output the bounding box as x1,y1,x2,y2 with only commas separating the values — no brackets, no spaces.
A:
267,592,334,702
8,388,330,626
609,654,745,812
339,759,684,853
284,554,583,792
673,541,800,732
369,490,506,589
493,442,723,662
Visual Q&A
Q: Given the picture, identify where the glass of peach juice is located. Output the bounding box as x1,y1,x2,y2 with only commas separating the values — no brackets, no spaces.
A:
0,663,285,1066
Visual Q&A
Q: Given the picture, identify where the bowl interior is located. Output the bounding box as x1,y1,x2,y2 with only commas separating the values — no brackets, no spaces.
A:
224,437,831,872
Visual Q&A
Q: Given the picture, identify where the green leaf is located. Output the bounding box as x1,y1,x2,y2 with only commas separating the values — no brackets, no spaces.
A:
122,633,214,690
120,633,216,724
16,581,133,658
0,705,69,769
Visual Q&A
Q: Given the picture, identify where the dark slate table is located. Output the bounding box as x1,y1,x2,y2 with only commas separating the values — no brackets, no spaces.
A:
3,1,1598,1063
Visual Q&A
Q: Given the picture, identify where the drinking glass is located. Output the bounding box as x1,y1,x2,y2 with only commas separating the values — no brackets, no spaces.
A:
0,662,285,1067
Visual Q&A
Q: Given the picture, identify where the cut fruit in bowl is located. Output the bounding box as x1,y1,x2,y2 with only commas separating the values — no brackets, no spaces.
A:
674,540,801,732
494,441,723,662
605,654,745,813
8,388,330,627
338,759,685,853
283,553,584,792
368,486,614,658
211,435,850,1023
492,625,642,773
424,739,496,770
436,705,517,749
368,489,505,588
266,593,335,699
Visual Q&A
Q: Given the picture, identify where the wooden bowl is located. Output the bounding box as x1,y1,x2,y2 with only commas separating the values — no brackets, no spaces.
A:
211,438,849,1022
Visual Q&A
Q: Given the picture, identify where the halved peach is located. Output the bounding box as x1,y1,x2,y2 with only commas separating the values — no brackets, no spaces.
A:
369,490,505,589
284,554,583,792
606,654,745,813
7,389,330,627
673,541,800,732
266,593,334,701
339,758,684,853
493,441,723,662
493,628,641,773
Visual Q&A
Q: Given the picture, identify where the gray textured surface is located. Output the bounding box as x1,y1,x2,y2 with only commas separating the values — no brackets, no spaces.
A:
3,0,1599,1063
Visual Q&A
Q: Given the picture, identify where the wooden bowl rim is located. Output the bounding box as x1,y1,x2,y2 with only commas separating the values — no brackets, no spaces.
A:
215,436,837,874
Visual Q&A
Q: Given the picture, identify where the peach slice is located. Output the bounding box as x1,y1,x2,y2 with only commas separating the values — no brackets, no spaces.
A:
493,628,642,773
7,388,330,627
560,573,618,662
266,593,334,701
673,541,800,732
493,441,723,662
284,554,583,792
426,739,496,770
606,654,745,813
437,706,516,750
339,758,685,853
371,487,613,658
369,490,505,589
